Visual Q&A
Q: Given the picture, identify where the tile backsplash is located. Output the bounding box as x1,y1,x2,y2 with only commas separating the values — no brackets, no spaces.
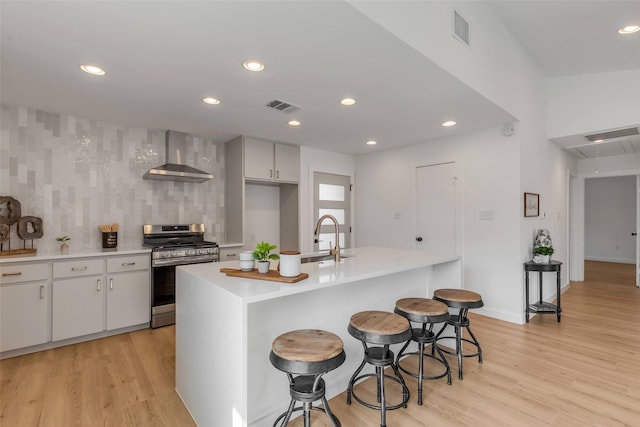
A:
0,105,226,254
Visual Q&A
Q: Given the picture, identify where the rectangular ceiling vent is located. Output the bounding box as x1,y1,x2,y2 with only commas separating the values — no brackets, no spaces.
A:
585,127,639,141
452,10,470,46
265,99,301,114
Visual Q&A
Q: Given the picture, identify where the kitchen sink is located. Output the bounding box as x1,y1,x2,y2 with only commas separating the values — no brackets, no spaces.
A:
300,253,353,263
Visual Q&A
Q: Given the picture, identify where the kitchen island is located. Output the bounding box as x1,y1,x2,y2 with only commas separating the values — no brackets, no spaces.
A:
175,247,461,427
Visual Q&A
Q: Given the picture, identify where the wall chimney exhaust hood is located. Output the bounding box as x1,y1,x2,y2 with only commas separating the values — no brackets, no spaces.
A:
143,130,214,183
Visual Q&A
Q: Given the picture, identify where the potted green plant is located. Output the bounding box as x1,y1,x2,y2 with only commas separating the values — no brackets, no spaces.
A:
252,241,280,273
533,246,554,263
56,235,71,254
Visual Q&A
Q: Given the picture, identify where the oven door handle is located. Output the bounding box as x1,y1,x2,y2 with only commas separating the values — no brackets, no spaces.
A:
152,255,218,267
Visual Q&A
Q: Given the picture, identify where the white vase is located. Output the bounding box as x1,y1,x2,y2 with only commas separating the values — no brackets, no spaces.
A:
257,260,270,273
60,243,69,254
533,254,550,264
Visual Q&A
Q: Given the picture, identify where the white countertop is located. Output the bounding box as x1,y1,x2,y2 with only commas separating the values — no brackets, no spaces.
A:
179,246,460,304
0,246,151,263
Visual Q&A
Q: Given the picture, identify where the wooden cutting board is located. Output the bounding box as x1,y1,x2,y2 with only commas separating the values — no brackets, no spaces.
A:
220,268,308,283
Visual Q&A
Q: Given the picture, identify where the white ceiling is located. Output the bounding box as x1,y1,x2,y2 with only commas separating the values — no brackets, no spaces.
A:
1,1,638,157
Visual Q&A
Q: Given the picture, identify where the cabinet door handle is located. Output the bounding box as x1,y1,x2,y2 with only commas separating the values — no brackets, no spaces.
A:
109,278,114,290
97,279,101,291
122,262,136,267
269,169,273,178
276,170,279,179
2,272,22,277
226,253,237,257
40,285,45,299
72,266,88,271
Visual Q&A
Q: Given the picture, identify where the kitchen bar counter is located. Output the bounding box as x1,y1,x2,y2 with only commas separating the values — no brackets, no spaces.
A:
175,247,461,427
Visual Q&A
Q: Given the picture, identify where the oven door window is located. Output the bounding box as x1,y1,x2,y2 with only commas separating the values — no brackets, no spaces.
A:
153,265,176,307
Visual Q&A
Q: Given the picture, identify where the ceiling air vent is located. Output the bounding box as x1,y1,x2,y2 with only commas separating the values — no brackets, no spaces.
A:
265,99,301,114
452,10,470,46
585,127,639,141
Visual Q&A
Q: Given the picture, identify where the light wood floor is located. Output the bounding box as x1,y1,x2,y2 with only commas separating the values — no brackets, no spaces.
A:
2,261,638,426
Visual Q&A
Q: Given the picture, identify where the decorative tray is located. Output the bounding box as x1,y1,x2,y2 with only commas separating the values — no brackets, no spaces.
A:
220,268,308,283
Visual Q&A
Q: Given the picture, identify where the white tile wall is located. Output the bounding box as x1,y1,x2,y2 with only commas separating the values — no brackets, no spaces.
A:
0,104,226,253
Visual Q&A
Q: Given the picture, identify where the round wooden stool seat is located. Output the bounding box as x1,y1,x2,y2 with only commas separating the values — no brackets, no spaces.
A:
433,288,483,309
272,329,344,362
395,298,449,323
271,329,345,376
348,311,411,344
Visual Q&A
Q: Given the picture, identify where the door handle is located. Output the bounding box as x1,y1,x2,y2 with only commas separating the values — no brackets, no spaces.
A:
97,279,101,291
416,236,423,242
40,285,45,299
109,278,114,290
633,233,637,236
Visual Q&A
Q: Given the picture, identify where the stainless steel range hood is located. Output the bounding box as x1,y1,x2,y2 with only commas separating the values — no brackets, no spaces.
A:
143,130,214,183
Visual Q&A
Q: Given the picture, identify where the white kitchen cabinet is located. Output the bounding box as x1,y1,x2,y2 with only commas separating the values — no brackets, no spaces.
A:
0,262,50,352
52,263,105,341
106,255,150,330
52,254,151,341
244,137,300,183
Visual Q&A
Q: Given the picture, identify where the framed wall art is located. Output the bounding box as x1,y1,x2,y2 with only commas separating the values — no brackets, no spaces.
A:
524,192,539,217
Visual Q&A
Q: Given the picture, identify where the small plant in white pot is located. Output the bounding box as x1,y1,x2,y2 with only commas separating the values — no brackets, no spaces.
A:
533,246,554,263
252,241,279,273
56,235,71,254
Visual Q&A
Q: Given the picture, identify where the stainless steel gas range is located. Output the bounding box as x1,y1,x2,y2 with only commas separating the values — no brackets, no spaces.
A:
143,224,219,328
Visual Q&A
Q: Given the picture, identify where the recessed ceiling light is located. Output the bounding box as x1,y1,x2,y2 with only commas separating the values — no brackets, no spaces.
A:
242,60,264,72
366,140,377,145
618,25,640,35
203,97,221,105
288,120,301,126
594,139,604,143
340,98,356,106
80,64,106,76
442,120,457,127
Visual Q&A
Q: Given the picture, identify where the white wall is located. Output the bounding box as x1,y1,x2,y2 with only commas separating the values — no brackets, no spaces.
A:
348,0,576,323
585,176,636,264
299,146,355,253
355,125,523,323
547,70,640,139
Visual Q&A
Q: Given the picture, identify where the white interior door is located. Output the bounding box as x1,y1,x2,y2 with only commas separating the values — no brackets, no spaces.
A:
636,175,639,287
415,162,457,256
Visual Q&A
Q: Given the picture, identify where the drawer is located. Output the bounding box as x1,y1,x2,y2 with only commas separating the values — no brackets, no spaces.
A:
107,254,150,273
219,247,242,261
0,262,49,284
53,258,104,278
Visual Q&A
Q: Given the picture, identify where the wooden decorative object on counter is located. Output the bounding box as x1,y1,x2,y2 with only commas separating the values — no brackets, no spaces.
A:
0,195,41,256
220,268,308,283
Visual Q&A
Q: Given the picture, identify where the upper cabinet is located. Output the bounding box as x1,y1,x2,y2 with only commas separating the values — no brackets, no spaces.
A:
244,137,300,183
225,136,300,250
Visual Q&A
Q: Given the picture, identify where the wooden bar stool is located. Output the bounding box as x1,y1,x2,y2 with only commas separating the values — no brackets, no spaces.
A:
270,329,346,427
346,311,411,427
394,298,452,405
433,288,483,380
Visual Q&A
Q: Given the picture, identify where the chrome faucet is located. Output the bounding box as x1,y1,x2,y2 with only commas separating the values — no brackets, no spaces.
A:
314,214,341,262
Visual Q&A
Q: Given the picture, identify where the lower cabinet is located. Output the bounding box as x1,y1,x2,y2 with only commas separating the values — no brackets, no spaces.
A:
52,274,105,341
0,252,150,355
106,270,150,331
0,280,50,352
52,254,150,342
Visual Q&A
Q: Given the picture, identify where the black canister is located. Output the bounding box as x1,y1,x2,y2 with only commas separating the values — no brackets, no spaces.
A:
102,232,118,249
